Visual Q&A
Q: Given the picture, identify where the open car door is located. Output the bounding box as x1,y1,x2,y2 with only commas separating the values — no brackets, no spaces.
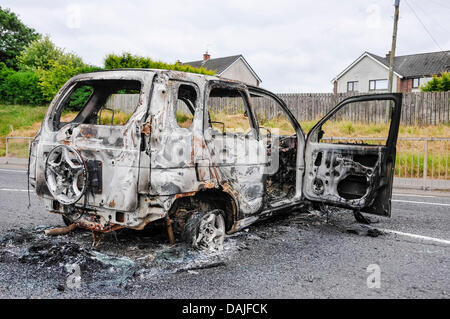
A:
303,94,402,217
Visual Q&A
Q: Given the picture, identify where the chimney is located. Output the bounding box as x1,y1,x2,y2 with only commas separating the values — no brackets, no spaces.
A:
386,50,391,60
203,51,211,61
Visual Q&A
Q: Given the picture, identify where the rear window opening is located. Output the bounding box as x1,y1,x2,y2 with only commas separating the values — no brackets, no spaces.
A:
51,79,141,131
175,84,197,128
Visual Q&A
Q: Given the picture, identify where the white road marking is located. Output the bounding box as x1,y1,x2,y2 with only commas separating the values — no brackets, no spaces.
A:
392,199,450,207
393,193,437,198
0,168,26,173
0,188,28,192
380,228,450,245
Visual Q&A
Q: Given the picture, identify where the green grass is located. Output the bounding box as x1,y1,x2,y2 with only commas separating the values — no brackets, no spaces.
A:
395,152,449,179
0,105,47,137
3,140,30,158
176,112,193,128
0,104,48,156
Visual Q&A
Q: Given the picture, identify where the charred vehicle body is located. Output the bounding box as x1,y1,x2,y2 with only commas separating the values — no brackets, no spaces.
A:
29,69,402,250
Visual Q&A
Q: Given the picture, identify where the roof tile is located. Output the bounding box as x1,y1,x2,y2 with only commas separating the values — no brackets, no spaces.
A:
368,51,450,77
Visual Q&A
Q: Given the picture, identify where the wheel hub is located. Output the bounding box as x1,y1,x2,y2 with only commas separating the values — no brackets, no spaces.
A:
45,145,87,205
195,212,225,251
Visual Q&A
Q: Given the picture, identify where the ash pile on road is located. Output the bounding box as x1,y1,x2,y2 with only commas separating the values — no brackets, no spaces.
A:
0,225,243,292
19,241,93,266
0,227,138,290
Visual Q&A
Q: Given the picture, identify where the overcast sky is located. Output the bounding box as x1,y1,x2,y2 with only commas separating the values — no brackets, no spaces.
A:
3,0,449,92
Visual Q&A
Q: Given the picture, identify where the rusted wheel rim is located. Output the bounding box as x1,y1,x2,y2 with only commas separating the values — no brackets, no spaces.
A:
195,212,225,251
45,145,87,205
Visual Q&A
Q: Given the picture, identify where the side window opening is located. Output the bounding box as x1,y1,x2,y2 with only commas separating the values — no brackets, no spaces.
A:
59,84,94,124
251,93,296,136
53,79,141,131
317,100,393,146
175,84,196,128
207,86,253,135
250,91,298,203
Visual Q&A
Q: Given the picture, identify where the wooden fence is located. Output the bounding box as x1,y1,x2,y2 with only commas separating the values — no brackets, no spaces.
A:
108,92,450,125
271,92,449,125
206,92,450,125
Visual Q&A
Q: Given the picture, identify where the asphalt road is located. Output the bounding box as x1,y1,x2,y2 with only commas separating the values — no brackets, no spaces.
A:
0,167,449,298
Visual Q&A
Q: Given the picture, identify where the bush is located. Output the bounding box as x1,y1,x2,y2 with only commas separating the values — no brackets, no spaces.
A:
421,72,450,92
66,85,94,111
0,68,44,105
0,62,14,84
37,60,101,102
104,52,215,75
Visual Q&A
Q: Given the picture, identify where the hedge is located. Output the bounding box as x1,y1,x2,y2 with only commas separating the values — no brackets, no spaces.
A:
0,65,44,105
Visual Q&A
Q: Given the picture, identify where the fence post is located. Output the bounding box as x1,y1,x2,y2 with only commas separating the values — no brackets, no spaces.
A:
5,137,8,157
423,139,428,189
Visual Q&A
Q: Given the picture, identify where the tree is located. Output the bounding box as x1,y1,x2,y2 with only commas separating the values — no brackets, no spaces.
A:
104,52,215,75
0,7,39,69
421,72,450,92
17,35,97,102
18,35,84,71
37,60,101,102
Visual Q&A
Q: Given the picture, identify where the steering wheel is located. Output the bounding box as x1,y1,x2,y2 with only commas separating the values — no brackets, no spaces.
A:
45,145,88,205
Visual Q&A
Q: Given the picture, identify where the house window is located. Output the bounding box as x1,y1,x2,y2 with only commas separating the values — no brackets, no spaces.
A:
412,78,420,88
369,79,388,91
419,77,432,87
347,81,358,92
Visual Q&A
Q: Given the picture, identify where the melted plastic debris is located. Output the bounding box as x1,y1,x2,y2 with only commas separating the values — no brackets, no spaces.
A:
346,225,383,237
136,238,238,279
89,250,137,288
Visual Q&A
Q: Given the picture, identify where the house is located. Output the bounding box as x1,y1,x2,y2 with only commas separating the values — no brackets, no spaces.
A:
332,50,449,93
183,53,262,86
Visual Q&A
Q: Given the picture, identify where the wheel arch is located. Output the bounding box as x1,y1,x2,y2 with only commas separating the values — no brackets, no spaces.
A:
169,188,239,232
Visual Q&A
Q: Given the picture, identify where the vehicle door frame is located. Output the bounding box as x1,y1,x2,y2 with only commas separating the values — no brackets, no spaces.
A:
248,86,307,204
202,80,266,216
303,93,402,216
